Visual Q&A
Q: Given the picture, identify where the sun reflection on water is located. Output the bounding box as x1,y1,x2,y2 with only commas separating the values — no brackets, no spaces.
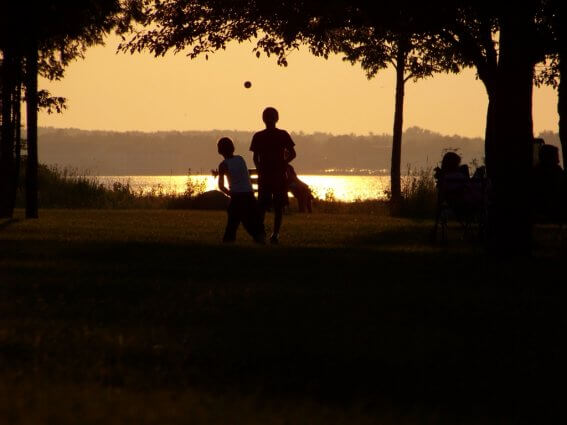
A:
96,175,390,201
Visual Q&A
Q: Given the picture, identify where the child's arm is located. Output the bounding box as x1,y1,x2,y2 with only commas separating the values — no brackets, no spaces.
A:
218,162,230,196
250,134,260,169
284,131,297,163
285,145,297,163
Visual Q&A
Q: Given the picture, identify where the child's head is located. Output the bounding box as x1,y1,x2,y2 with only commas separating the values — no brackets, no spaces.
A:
217,137,235,157
262,107,279,126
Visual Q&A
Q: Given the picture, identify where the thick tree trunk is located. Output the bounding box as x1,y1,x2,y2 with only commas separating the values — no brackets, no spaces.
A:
390,41,407,212
0,47,17,218
25,44,39,219
484,94,496,174
9,80,21,211
558,50,567,168
558,4,567,168
487,14,535,255
14,82,21,188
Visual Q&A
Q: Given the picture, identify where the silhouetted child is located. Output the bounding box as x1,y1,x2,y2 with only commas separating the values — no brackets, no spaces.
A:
216,137,265,243
286,164,313,213
250,107,297,244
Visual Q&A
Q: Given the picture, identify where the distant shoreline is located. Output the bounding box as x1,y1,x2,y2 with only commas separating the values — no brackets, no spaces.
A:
39,126,500,176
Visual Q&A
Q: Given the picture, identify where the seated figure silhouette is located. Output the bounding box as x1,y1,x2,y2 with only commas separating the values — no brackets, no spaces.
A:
532,144,566,221
435,152,473,213
433,151,487,242
286,164,314,213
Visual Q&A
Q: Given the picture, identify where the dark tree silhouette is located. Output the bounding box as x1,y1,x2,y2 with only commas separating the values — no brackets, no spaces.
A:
534,1,567,167
0,0,123,218
25,45,39,218
432,2,567,253
122,0,563,253
0,48,22,218
332,28,461,210
121,1,460,210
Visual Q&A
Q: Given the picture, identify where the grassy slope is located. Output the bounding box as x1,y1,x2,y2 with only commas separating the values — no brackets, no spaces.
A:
0,210,564,424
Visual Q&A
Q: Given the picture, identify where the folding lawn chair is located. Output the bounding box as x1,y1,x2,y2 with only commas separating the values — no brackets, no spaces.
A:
431,154,488,244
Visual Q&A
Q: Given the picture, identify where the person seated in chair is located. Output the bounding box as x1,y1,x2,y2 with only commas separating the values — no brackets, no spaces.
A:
434,152,470,206
435,152,487,218
286,164,314,213
433,152,488,242
532,144,565,221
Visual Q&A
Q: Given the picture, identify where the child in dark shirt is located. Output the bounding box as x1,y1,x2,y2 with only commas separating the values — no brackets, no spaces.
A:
250,107,296,243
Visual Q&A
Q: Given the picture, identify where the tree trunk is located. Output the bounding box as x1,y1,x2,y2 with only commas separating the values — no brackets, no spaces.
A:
25,44,39,219
390,40,407,212
558,49,567,168
487,13,535,255
14,82,21,190
0,47,17,218
9,79,21,211
484,93,496,175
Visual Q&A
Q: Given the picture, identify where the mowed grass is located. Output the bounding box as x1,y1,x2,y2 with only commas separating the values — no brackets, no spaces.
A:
0,209,565,424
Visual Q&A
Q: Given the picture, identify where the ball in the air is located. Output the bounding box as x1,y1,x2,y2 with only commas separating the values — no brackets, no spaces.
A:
244,81,252,89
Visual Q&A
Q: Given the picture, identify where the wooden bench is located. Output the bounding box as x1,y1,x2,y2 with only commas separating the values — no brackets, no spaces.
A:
249,168,313,213
248,168,259,193
248,168,292,196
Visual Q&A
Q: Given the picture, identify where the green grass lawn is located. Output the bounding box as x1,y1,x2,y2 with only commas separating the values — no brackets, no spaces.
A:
0,209,564,424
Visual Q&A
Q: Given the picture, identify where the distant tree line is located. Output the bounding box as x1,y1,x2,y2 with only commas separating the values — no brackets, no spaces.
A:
37,126,498,175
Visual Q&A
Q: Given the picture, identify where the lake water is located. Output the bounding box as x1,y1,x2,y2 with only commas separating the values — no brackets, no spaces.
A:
95,175,391,201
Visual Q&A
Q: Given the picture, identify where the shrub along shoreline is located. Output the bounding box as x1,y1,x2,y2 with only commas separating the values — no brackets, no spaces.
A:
17,164,437,217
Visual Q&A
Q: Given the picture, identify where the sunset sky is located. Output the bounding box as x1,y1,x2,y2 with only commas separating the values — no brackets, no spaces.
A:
39,35,559,138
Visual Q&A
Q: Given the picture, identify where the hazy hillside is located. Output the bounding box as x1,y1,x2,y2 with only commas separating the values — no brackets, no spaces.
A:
37,126,560,175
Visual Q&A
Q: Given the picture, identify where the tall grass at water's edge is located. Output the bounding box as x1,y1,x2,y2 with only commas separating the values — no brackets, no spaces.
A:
396,167,438,218
15,164,206,209
308,167,437,217
17,164,436,216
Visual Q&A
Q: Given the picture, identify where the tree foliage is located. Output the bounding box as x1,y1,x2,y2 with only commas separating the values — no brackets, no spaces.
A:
121,1,451,64
121,0,566,253
0,0,127,218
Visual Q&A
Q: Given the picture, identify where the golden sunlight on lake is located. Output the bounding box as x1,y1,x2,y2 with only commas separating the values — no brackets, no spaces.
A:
95,175,391,201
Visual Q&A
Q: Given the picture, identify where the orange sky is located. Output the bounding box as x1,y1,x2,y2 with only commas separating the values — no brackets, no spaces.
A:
39,35,559,138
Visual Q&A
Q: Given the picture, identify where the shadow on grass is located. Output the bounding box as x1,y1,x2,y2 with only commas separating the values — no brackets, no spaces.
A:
0,218,19,231
345,221,433,247
344,220,479,249
0,237,564,422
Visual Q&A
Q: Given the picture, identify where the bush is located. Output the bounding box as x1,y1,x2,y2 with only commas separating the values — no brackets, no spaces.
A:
15,164,432,216
396,167,437,218
15,165,206,209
